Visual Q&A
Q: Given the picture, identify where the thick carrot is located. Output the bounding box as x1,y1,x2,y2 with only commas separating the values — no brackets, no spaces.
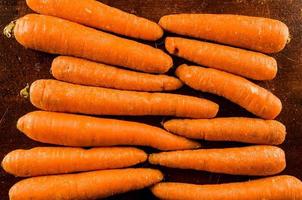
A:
151,175,302,200
17,111,200,150
149,145,285,176
2,147,148,177
11,14,172,73
26,0,163,41
9,168,163,200
29,79,219,118
176,64,281,119
166,37,277,80
164,117,286,145
159,14,289,53
51,56,183,91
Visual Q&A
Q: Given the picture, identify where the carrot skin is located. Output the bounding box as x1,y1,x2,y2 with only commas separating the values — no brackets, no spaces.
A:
151,176,302,200
14,14,172,73
159,14,289,53
176,64,281,119
17,111,200,150
9,168,163,200
2,147,148,177
51,56,183,91
166,37,277,80
149,145,286,176
164,118,286,145
29,79,218,119
26,0,163,40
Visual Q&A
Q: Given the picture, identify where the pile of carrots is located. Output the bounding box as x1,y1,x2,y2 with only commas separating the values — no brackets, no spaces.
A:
2,0,302,199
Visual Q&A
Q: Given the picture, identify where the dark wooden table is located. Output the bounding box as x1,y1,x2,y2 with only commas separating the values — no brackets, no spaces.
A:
1,0,301,199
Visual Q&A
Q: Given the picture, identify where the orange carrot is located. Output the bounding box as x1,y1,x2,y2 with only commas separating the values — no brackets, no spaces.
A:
17,111,200,150
166,37,277,80
10,14,172,73
149,145,285,176
176,64,281,119
159,14,289,53
2,147,148,177
29,79,219,118
151,175,302,200
9,168,163,200
26,0,163,41
164,117,286,145
51,56,183,91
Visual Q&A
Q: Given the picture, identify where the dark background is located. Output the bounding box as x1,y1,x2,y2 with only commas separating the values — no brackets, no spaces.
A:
0,0,301,199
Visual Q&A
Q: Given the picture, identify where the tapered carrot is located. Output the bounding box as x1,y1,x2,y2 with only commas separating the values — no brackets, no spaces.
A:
149,145,285,176
8,14,172,73
2,147,148,177
17,111,200,150
159,14,289,53
26,0,163,41
176,64,281,119
151,175,302,200
51,56,183,91
29,79,218,118
164,118,286,145
9,168,163,200
166,37,277,80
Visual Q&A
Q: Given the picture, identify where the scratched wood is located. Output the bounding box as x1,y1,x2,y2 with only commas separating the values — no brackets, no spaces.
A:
0,0,301,199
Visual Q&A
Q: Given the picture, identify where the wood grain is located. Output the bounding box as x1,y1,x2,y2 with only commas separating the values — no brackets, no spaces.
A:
0,0,301,199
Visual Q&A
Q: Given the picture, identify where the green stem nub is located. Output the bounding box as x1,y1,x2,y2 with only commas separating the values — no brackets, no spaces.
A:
20,84,30,99
3,20,16,38
287,34,291,44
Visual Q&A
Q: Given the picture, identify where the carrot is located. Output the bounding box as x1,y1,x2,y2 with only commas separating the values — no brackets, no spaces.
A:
164,117,286,145
166,37,277,80
2,147,148,177
9,14,172,73
149,145,285,176
29,79,219,118
151,175,302,200
176,64,281,119
17,111,200,150
51,56,183,91
9,168,163,200
159,14,289,53
26,0,163,41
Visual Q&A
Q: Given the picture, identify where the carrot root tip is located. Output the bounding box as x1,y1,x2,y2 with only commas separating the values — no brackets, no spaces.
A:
3,20,16,38
160,117,169,127
20,83,30,99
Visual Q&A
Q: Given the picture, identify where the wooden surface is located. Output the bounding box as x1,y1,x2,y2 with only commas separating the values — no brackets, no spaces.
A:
0,0,302,199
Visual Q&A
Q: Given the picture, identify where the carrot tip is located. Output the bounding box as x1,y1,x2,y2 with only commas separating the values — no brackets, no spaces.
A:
3,20,16,38
20,83,30,99
194,142,202,149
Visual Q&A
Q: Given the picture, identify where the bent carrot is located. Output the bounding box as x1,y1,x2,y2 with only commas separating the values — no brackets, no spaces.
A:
166,37,277,80
159,14,289,53
9,168,163,200
164,117,286,145
149,145,286,176
29,79,219,118
176,64,281,119
51,56,183,91
151,175,302,200
17,111,200,150
2,147,147,177
26,0,163,41
11,14,172,73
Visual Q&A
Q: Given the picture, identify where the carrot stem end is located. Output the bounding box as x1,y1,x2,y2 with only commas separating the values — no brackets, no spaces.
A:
20,83,30,99
3,20,16,38
287,34,291,44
